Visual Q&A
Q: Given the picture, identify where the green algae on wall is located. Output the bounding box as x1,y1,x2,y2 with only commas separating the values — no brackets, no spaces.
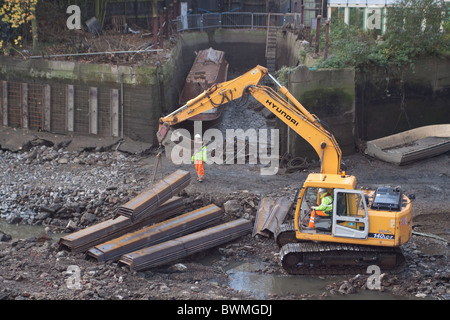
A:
278,66,356,159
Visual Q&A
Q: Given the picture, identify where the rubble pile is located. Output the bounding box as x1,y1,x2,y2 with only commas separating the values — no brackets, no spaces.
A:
0,145,143,230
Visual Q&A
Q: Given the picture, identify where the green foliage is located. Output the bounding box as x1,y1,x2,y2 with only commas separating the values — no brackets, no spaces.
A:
317,0,449,70
274,65,301,86
384,0,449,62
0,0,38,53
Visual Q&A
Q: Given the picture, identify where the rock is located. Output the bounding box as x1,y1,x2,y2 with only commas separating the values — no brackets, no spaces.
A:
160,285,170,293
81,212,96,224
6,212,21,224
190,286,202,293
58,158,69,164
0,231,12,242
223,200,241,214
173,263,188,272
65,220,78,232
338,281,356,295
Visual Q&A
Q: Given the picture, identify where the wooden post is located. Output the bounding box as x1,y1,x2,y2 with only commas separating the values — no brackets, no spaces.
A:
324,20,329,60
164,6,169,39
22,83,29,129
67,85,74,132
168,3,173,36
301,4,304,25
43,85,51,131
315,15,322,55
153,0,158,48
159,9,164,48
2,81,8,127
110,89,119,137
89,87,98,135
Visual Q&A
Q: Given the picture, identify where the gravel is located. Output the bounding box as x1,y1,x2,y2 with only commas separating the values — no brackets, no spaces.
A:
0,135,449,301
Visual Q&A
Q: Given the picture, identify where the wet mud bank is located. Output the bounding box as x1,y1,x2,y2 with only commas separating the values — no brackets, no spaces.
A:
0,131,449,300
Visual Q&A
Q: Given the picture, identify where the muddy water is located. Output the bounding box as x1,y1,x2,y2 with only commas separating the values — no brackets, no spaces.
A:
0,220,47,240
0,220,67,241
224,261,409,300
226,262,334,298
1,221,444,300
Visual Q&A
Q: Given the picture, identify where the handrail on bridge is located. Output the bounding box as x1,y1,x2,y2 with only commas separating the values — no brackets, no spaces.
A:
176,12,310,32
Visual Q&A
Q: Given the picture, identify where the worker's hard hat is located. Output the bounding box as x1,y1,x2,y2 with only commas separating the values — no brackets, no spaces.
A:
319,188,327,193
194,134,202,142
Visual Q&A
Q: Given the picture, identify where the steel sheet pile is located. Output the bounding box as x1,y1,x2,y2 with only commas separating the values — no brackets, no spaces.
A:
118,219,252,271
253,196,292,238
86,204,223,262
58,197,185,253
117,170,191,221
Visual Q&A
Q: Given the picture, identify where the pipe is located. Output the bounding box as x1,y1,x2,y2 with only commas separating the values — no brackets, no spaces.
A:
30,49,163,59
120,73,124,139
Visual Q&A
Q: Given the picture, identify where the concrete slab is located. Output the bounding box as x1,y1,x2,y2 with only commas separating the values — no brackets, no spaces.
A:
0,127,151,154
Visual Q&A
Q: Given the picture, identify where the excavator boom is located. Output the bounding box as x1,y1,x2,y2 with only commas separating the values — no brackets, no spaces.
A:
158,65,342,175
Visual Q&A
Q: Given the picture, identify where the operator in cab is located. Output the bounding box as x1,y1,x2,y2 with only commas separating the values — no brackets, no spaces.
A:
308,188,333,228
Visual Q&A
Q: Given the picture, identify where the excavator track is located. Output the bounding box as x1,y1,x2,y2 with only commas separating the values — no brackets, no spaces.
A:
274,222,299,247
280,242,405,275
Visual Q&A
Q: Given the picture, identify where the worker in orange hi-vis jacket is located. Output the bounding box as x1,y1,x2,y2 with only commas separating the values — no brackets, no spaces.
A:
191,134,207,182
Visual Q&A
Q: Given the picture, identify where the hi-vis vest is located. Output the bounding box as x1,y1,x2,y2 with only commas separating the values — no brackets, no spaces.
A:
316,193,333,215
191,146,207,163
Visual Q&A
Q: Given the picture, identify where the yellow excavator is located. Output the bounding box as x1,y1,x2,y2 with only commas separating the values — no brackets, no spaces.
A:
157,65,412,275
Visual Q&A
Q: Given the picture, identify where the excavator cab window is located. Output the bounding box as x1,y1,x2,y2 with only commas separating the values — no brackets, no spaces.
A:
298,187,333,232
332,189,369,239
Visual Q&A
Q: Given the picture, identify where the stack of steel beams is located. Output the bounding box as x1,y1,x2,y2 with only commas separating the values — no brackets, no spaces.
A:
117,170,191,222
118,219,252,271
58,197,185,253
86,204,223,262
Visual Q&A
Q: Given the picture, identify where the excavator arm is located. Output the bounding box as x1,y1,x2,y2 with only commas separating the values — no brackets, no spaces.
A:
157,65,342,175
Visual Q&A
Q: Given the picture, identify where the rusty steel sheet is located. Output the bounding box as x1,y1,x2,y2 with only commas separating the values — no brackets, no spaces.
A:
117,170,191,222
252,197,275,237
179,48,229,122
260,196,293,236
86,204,222,262
253,197,292,238
58,197,185,253
118,219,252,271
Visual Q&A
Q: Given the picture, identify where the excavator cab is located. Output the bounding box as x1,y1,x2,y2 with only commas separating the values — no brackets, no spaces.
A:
297,186,369,238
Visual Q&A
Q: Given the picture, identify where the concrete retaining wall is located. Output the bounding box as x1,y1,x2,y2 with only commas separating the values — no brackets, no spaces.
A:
356,58,450,142
0,56,166,145
1,29,447,158
278,66,356,159
0,29,267,148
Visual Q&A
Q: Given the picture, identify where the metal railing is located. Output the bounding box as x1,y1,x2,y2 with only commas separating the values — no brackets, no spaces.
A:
176,12,307,32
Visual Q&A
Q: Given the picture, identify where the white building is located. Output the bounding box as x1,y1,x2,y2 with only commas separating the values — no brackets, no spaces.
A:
327,0,450,34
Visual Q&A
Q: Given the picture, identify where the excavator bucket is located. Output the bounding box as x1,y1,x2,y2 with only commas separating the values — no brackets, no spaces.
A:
157,122,170,145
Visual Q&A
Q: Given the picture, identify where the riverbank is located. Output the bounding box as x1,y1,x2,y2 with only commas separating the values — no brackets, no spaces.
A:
0,131,449,300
